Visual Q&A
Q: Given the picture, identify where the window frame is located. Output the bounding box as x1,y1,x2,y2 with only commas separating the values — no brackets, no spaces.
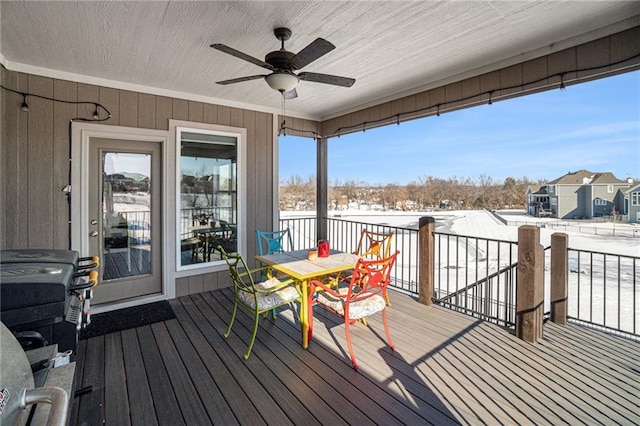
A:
173,123,246,274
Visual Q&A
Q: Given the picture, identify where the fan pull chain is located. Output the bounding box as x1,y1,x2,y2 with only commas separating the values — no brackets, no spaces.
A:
280,94,287,136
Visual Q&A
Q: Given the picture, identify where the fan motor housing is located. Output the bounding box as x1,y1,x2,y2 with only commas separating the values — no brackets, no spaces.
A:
265,50,296,70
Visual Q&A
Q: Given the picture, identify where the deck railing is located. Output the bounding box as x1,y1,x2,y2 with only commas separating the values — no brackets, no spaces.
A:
432,232,520,327
280,214,639,339
281,216,420,295
280,216,317,251
566,248,639,338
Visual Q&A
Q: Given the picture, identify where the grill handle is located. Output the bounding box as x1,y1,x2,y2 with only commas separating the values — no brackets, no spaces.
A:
20,386,69,426
76,255,100,271
70,270,99,292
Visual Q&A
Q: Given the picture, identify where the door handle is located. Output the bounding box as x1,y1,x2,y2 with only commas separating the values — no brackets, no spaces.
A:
89,231,99,237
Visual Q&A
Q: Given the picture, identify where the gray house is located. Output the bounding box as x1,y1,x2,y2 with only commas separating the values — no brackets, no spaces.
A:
625,183,640,224
526,170,632,219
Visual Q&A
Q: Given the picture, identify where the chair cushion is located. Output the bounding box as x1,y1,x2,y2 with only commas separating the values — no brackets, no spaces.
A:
255,276,282,290
238,278,299,311
316,288,386,320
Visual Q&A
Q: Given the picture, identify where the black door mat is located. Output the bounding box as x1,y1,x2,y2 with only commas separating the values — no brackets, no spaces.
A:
79,301,175,339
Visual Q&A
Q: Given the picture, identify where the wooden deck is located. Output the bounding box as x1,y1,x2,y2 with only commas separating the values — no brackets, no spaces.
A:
70,289,640,425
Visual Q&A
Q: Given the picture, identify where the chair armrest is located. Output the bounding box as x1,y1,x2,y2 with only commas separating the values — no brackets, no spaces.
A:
237,265,273,279
309,279,343,298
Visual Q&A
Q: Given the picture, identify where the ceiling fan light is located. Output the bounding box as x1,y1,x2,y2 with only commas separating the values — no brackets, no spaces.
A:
265,72,299,93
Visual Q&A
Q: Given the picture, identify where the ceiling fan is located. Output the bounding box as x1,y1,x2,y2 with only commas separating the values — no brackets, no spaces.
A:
211,27,355,99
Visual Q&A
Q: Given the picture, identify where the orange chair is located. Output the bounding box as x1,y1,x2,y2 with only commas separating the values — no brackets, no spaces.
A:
355,229,393,260
308,251,399,371
331,229,394,304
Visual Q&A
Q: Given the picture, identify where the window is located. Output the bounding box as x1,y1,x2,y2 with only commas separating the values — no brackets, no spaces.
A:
177,127,241,269
594,198,607,206
632,192,640,206
607,185,614,193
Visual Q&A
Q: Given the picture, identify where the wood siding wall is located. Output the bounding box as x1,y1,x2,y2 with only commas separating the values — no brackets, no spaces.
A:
0,67,320,296
321,26,640,138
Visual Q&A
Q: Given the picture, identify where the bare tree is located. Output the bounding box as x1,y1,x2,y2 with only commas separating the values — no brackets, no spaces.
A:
279,173,535,212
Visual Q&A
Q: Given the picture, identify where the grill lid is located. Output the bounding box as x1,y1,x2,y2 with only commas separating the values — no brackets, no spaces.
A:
0,263,74,311
0,249,80,267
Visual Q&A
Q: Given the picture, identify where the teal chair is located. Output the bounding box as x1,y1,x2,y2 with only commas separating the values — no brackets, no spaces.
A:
218,245,300,359
256,228,293,256
256,229,294,316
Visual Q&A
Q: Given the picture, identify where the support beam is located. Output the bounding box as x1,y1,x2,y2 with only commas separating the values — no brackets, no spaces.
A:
550,232,569,325
316,137,328,242
516,225,544,342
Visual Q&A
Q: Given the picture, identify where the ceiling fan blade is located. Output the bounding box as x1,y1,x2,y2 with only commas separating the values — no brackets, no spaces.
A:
283,88,298,100
290,38,335,70
298,72,355,87
216,75,266,85
210,43,274,71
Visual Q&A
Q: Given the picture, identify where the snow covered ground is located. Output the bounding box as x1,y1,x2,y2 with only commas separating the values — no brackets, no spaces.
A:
320,209,639,256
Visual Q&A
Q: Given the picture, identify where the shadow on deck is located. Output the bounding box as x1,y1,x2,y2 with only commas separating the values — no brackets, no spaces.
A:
70,289,640,425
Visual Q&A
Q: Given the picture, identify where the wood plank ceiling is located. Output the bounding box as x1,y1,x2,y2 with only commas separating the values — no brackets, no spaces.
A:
1,1,639,121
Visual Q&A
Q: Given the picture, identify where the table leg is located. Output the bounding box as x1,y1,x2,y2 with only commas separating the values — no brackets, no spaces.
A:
300,279,309,348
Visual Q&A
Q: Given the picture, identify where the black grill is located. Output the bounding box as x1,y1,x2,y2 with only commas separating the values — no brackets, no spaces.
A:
0,249,98,353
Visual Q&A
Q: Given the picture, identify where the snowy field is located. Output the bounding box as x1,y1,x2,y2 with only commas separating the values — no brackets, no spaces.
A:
285,209,639,255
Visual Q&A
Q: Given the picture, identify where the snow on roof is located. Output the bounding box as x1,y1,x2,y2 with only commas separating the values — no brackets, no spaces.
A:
548,170,628,185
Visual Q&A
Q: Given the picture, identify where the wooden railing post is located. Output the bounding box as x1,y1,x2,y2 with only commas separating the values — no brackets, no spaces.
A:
516,225,544,342
550,232,569,325
418,216,435,305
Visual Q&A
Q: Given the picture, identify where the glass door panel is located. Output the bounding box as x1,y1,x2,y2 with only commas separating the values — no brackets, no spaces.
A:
102,152,152,279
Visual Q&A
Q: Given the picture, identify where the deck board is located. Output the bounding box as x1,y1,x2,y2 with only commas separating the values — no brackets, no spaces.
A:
190,293,321,425
169,300,261,425
203,290,382,425
177,295,294,425
67,338,86,426
76,336,104,426
205,291,398,425
71,288,640,425
210,286,449,425
120,328,158,426
150,321,212,425
163,319,239,425
136,325,186,426
103,333,130,426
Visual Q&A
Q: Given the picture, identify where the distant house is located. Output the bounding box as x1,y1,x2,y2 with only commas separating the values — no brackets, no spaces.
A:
526,170,632,220
526,185,551,217
625,183,640,224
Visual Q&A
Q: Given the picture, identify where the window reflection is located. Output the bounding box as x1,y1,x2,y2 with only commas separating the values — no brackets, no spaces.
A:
179,130,237,267
102,152,152,279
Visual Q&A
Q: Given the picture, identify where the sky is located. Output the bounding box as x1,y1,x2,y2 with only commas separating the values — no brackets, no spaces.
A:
279,70,640,186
